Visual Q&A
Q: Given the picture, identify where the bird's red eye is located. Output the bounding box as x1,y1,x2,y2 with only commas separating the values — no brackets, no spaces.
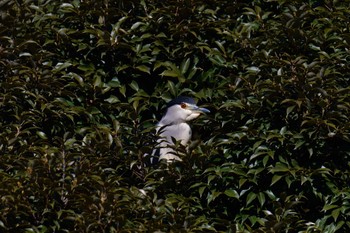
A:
180,103,187,109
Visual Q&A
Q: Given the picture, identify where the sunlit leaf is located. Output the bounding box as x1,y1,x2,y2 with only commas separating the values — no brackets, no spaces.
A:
224,189,239,199
136,65,150,74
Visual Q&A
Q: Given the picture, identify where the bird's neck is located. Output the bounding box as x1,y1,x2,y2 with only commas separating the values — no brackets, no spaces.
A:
158,116,185,126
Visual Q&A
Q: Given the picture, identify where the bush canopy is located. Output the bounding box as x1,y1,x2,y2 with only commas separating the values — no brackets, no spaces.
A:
1,0,350,232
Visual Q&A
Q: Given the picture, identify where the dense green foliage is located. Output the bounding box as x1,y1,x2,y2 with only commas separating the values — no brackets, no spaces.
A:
1,0,350,232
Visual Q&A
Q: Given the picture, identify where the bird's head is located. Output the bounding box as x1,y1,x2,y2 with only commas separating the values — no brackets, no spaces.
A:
160,96,210,124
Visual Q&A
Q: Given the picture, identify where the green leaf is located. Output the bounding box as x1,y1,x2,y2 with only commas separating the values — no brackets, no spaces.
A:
67,72,84,87
207,191,221,204
160,69,177,77
331,208,340,221
36,131,47,139
136,65,150,74
271,175,283,186
19,52,32,57
131,22,145,30
224,189,239,199
180,58,191,74
93,76,102,87
294,140,305,150
207,175,216,185
239,178,247,188
322,204,338,211
215,40,226,54
129,81,139,91
54,62,72,72
198,186,206,198
105,95,120,104
246,192,256,205
166,81,176,96
270,163,290,173
64,138,76,147
257,192,265,207
119,85,126,97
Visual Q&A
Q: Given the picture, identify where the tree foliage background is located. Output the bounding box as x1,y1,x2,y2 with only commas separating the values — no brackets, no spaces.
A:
1,0,350,232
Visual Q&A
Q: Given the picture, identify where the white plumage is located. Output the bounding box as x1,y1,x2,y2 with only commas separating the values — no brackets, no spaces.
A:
151,96,210,163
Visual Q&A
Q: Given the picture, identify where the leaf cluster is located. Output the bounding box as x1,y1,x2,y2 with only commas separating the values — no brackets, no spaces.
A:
1,0,350,232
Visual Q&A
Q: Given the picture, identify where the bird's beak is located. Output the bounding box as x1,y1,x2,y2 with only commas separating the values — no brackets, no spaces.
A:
188,104,210,114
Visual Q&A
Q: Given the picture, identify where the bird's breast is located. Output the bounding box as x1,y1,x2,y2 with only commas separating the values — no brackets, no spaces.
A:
158,123,192,145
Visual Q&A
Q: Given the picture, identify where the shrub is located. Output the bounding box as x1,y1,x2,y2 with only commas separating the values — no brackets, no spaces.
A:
0,0,349,232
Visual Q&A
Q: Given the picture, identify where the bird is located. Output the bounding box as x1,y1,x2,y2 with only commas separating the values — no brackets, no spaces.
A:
150,96,210,164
